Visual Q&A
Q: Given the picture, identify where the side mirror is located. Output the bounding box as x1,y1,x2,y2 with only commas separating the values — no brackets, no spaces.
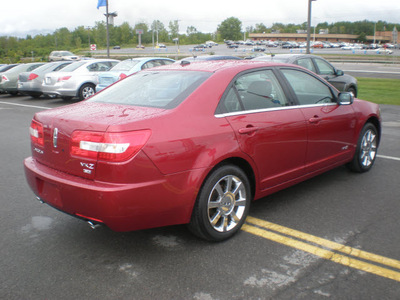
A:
338,92,354,105
335,69,344,76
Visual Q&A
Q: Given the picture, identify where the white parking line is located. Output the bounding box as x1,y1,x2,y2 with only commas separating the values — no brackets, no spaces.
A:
377,154,400,162
0,101,50,110
342,70,400,75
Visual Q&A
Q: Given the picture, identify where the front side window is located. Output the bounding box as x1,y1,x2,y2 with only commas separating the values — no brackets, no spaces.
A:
314,58,335,75
281,69,335,105
221,69,289,113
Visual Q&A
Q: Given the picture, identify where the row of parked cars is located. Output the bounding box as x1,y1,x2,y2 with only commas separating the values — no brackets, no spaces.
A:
0,57,176,101
0,52,358,101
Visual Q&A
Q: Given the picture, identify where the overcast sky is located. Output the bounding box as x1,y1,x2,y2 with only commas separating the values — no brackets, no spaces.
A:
1,0,399,37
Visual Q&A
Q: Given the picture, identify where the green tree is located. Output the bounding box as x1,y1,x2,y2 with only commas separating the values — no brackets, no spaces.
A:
218,17,242,41
93,21,107,47
120,22,133,44
254,23,269,33
169,20,180,38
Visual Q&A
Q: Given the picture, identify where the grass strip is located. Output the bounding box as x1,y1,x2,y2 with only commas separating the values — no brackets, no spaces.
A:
356,77,400,106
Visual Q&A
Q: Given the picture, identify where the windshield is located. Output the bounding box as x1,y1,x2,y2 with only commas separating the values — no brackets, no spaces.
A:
111,60,140,71
60,51,74,56
88,70,211,109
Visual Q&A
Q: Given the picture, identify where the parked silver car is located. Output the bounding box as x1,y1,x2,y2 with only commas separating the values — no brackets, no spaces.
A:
49,51,80,62
0,64,19,93
96,57,175,92
42,59,119,100
0,63,44,95
18,61,72,98
253,54,358,96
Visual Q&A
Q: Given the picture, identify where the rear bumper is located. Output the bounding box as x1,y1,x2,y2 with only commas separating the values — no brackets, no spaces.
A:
18,82,42,94
41,85,77,97
24,157,202,231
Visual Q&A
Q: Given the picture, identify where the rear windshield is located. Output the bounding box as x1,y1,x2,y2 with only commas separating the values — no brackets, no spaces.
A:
88,70,211,109
111,60,140,71
60,62,85,72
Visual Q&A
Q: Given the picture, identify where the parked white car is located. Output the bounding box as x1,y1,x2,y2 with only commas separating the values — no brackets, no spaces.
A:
49,51,80,62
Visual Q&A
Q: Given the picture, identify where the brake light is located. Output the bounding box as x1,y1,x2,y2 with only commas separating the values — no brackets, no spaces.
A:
57,76,71,82
70,130,151,162
30,120,44,147
1,75,9,82
118,73,127,80
28,73,39,81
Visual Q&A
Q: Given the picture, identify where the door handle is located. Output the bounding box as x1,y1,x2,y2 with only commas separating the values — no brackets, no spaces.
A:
239,126,259,135
308,116,321,124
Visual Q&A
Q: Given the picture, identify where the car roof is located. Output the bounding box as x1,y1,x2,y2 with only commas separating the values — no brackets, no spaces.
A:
122,57,174,62
254,54,322,63
179,55,242,62
146,60,289,73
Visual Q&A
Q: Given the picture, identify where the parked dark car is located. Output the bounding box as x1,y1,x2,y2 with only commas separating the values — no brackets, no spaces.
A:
25,60,380,241
253,54,358,96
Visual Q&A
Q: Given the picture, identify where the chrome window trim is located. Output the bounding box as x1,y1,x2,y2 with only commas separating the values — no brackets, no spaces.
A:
215,102,337,118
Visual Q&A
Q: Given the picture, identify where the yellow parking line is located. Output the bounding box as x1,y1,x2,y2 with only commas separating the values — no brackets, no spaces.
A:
242,217,400,282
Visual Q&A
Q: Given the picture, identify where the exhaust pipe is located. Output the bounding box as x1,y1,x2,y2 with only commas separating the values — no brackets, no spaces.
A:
35,196,45,204
87,221,102,230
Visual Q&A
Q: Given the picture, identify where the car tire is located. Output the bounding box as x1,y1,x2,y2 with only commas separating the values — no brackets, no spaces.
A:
28,93,42,99
347,123,379,173
61,96,73,101
347,86,357,97
79,83,96,101
188,165,251,241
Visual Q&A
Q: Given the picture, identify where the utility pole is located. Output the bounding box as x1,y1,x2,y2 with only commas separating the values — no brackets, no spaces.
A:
105,0,110,57
306,0,316,54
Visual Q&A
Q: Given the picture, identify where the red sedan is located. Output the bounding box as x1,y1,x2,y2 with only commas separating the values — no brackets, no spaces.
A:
24,60,381,241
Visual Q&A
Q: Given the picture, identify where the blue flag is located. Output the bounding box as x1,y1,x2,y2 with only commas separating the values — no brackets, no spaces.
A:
97,0,107,9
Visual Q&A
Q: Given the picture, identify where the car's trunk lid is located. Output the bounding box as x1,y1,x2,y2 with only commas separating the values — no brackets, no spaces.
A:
31,102,165,180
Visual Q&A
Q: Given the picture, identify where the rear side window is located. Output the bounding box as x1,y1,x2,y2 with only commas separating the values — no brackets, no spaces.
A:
296,58,316,73
221,69,289,113
281,69,335,105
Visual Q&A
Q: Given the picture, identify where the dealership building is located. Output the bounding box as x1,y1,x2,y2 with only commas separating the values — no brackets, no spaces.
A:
249,27,399,44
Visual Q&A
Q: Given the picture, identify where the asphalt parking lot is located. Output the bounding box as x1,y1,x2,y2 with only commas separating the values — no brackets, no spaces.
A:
1,88,399,299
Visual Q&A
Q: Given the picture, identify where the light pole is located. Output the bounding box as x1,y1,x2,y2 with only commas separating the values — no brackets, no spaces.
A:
86,26,91,50
306,0,316,54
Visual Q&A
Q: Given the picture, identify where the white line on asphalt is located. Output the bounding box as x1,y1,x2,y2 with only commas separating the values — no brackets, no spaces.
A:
0,101,50,110
342,70,400,75
378,154,400,161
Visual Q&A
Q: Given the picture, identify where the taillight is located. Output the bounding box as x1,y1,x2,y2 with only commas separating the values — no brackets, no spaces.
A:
118,73,127,80
30,120,44,147
28,73,39,81
57,76,71,82
1,75,9,82
70,130,151,162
